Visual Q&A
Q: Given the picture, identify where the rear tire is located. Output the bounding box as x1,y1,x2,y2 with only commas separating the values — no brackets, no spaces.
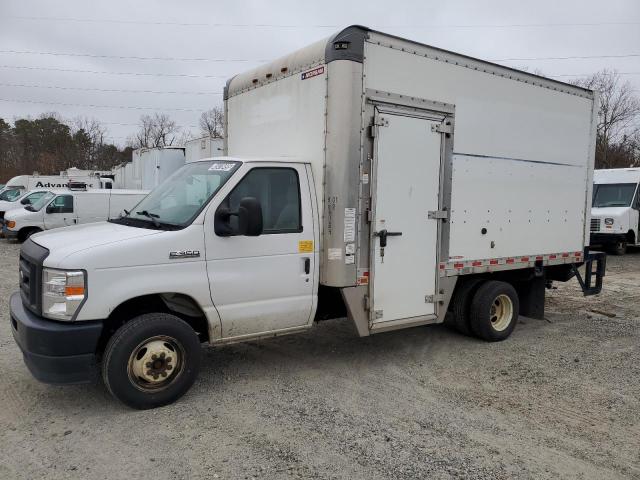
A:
448,278,484,336
102,313,201,409
469,281,519,342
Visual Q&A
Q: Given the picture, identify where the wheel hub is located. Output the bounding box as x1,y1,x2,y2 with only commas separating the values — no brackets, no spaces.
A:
128,337,184,391
490,294,514,332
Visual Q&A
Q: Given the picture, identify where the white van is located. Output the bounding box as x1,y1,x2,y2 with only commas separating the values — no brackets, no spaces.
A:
4,189,148,242
0,190,51,225
590,168,640,254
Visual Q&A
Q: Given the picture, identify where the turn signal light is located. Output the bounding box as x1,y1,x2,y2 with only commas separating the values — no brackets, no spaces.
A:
6,221,15,229
65,286,85,296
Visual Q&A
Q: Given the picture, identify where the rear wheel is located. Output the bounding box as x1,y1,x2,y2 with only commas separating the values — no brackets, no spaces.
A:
469,281,519,342
102,313,201,409
448,278,484,336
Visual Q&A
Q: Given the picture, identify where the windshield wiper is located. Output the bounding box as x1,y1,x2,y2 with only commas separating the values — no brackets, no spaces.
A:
136,210,160,228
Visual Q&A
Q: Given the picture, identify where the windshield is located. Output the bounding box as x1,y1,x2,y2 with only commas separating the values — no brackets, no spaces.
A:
29,192,56,211
22,191,48,205
114,160,240,229
592,183,637,208
0,188,23,202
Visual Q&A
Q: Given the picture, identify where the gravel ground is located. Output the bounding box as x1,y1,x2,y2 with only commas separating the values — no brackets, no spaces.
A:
0,240,639,480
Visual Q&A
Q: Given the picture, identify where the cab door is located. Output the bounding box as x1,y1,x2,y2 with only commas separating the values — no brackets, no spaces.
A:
44,194,76,229
204,163,317,339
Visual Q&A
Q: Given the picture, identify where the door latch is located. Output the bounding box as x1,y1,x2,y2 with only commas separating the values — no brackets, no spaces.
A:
374,229,402,263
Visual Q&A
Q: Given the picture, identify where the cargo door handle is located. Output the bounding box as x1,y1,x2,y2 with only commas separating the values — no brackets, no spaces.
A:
374,229,402,248
304,258,310,274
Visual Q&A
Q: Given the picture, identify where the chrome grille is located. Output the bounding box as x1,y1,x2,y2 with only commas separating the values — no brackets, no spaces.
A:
590,218,600,232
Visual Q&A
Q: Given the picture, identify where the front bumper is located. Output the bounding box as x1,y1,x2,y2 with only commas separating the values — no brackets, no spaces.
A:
590,232,627,246
10,292,103,384
4,227,18,239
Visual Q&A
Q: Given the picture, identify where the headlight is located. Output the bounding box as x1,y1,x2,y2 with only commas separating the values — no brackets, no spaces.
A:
42,268,86,321
604,218,614,226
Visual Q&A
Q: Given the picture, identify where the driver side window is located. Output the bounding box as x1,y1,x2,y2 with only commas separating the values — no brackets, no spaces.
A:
224,168,302,234
49,195,74,214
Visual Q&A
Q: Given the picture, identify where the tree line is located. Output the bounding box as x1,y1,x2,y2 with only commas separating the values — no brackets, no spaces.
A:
0,71,639,183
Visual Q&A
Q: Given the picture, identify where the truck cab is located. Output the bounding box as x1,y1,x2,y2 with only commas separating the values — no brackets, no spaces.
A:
0,190,50,226
590,168,640,255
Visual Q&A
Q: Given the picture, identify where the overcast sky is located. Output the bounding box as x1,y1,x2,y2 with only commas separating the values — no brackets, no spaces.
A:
1,0,639,146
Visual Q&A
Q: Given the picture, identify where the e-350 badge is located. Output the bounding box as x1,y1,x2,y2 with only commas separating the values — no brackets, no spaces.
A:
169,250,200,259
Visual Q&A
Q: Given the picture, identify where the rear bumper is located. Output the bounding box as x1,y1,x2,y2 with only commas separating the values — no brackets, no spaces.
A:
10,292,103,384
590,232,627,246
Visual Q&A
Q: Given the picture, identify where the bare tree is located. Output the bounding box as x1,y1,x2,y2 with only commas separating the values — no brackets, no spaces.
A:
129,113,180,148
572,70,640,168
199,107,224,138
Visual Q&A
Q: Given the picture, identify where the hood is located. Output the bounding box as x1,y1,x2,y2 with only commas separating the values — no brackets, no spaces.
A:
591,207,630,218
31,221,162,260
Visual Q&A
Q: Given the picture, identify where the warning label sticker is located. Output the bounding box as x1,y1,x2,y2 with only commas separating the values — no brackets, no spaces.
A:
344,208,356,243
298,240,313,253
328,248,342,260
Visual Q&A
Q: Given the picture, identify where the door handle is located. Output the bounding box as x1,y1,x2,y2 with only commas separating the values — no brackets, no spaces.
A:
304,258,310,275
374,229,402,248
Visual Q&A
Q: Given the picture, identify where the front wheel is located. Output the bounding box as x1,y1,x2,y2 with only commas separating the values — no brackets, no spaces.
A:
610,240,627,256
469,281,519,342
102,313,201,409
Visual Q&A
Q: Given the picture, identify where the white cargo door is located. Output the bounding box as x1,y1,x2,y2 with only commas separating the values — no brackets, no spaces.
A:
370,112,442,325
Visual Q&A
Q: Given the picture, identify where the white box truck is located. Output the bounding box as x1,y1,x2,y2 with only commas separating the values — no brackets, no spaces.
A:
3,188,148,242
590,168,640,255
9,26,604,409
185,136,224,163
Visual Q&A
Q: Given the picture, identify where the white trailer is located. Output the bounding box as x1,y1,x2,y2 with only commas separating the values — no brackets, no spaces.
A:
2,173,112,195
185,136,224,163
117,147,186,189
590,168,640,254
9,26,604,409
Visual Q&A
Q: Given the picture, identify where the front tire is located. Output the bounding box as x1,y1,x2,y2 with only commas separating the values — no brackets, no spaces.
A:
469,281,519,342
102,313,201,409
610,240,627,256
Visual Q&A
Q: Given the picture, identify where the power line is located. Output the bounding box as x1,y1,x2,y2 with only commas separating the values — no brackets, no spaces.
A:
6,15,640,29
550,72,640,77
492,54,640,61
2,49,640,65
0,64,230,78
0,49,266,63
0,82,223,95
0,98,209,113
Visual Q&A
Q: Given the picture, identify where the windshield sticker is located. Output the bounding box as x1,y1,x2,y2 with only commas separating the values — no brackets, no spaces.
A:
208,163,235,172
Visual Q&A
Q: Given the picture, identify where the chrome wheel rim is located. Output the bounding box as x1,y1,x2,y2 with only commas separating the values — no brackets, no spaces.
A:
127,335,185,392
490,294,513,332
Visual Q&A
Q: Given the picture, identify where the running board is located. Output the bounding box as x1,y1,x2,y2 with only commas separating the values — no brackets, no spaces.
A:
370,314,439,334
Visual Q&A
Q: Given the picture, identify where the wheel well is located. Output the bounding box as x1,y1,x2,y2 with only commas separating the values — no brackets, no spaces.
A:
18,227,42,242
627,230,635,244
97,293,209,353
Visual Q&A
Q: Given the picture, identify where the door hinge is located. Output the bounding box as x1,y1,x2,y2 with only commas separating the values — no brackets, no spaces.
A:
428,210,448,220
374,310,384,320
364,295,371,311
431,123,453,134
425,292,445,304
366,209,373,223
374,117,389,127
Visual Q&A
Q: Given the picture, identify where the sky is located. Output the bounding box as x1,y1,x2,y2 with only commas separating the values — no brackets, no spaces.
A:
1,0,639,146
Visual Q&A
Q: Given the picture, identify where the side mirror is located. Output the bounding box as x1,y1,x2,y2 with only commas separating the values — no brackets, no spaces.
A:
214,197,263,237
237,197,263,236
46,205,55,214
20,198,30,205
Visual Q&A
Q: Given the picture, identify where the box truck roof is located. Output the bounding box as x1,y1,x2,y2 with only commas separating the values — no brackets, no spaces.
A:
225,25,592,100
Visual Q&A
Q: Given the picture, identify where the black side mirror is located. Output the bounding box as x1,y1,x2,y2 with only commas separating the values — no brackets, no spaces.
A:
214,197,263,237
20,198,30,205
237,197,263,236
46,205,56,214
